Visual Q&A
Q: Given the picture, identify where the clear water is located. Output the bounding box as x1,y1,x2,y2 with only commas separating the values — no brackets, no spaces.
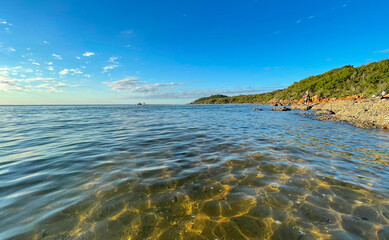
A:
0,105,388,240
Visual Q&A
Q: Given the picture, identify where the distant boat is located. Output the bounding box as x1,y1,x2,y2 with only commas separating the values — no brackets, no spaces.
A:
136,102,146,105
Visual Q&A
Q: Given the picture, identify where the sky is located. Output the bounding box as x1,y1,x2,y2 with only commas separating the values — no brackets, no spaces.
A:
0,0,388,104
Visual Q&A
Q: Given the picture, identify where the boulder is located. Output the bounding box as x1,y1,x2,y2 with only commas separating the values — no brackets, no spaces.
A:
270,107,291,111
252,108,263,111
290,104,312,111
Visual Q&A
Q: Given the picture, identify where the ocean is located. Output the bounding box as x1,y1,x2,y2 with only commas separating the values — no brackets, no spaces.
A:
0,105,388,239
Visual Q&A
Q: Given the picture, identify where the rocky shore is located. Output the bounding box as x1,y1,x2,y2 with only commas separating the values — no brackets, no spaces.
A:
290,98,389,129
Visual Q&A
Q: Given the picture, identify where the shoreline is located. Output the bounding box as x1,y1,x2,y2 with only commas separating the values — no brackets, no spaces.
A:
307,98,389,129
193,98,389,130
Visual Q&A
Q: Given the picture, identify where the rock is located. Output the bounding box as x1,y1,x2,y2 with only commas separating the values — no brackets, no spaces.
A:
270,107,291,111
311,98,389,129
252,108,263,111
290,104,312,111
314,109,335,115
352,205,386,224
341,215,377,239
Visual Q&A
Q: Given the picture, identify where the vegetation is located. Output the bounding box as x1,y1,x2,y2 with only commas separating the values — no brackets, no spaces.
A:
191,59,389,104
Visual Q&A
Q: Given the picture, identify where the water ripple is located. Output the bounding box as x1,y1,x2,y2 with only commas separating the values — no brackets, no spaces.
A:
0,105,388,240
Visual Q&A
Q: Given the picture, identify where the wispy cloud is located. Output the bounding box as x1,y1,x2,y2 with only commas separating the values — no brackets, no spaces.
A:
59,68,83,76
52,54,62,60
373,49,389,54
7,47,15,52
102,64,118,73
42,41,50,45
121,30,133,35
82,51,95,57
308,15,315,19
25,82,68,93
109,56,119,63
296,19,302,24
119,87,282,99
103,77,182,94
1,18,13,32
0,71,60,92
0,72,22,91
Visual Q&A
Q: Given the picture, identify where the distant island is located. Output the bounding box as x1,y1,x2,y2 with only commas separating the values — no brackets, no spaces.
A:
191,59,389,104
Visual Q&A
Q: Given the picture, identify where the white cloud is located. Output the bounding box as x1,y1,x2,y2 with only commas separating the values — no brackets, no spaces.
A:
0,18,12,26
109,56,119,63
75,56,81,59
52,54,62,60
32,62,40,66
308,15,315,19
70,69,83,75
45,61,53,65
42,41,50,44
59,69,69,75
103,77,182,94
48,66,54,71
59,68,83,76
7,47,15,52
374,49,389,54
296,19,302,24
82,51,95,57
102,64,118,73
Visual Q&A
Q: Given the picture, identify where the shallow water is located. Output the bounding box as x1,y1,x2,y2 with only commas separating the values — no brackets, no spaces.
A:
0,105,388,240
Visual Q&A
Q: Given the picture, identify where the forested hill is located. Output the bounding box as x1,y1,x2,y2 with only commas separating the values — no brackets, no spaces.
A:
191,59,389,104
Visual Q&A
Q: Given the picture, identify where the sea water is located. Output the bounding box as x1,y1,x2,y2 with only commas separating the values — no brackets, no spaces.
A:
0,105,388,239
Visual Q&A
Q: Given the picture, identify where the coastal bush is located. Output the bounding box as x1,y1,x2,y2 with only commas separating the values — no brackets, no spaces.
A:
191,59,389,104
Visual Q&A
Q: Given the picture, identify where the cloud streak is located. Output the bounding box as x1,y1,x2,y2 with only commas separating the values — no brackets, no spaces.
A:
0,72,61,92
103,77,182,94
52,54,62,60
104,77,282,99
373,49,389,54
119,87,282,99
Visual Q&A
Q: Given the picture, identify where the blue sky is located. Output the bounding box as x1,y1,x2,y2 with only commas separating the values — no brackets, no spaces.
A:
0,0,388,104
